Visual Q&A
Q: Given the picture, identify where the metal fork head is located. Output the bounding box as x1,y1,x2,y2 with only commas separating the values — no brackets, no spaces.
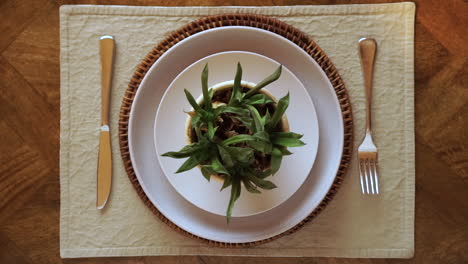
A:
358,133,379,195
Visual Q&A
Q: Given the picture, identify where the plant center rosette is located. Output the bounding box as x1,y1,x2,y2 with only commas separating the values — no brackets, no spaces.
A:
185,80,290,181
162,63,306,222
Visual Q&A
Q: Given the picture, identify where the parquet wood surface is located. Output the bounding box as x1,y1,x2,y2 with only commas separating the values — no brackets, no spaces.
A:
0,0,466,263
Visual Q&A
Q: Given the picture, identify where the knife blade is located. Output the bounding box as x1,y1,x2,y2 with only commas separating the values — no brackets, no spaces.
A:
97,35,114,209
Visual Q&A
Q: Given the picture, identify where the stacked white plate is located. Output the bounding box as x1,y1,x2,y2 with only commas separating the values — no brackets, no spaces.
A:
128,26,344,243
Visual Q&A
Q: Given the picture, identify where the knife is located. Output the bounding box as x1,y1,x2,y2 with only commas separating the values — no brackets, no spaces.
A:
97,35,115,209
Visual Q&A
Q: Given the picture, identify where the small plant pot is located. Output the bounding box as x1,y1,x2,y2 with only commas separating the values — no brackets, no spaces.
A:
185,80,290,182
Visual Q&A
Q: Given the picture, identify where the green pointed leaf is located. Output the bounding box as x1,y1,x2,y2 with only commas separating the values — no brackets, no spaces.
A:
248,168,273,179
220,175,232,191
194,125,202,140
200,110,214,123
184,89,203,112
191,113,201,128
175,156,199,173
201,166,215,181
262,109,271,126
243,93,274,105
247,141,272,154
213,105,225,117
208,88,214,98
229,63,243,105
232,115,254,131
217,145,234,167
214,105,250,117
279,147,293,155
201,64,212,111
242,178,261,194
258,169,273,178
225,146,254,164
211,157,230,176
253,131,270,142
197,148,211,160
271,131,303,139
245,172,277,190
226,176,241,223
268,93,289,129
247,131,272,153
207,122,215,139
246,105,263,132
270,147,283,175
245,65,282,98
272,137,306,147
161,151,192,159
161,143,199,158
221,134,256,146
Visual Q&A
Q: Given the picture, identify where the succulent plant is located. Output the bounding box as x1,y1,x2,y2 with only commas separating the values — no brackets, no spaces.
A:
162,63,305,222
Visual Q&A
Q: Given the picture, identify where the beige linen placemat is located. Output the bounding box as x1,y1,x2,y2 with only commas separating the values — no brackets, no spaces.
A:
60,3,415,258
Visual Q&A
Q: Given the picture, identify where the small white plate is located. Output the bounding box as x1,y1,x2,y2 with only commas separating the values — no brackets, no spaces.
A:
154,51,319,217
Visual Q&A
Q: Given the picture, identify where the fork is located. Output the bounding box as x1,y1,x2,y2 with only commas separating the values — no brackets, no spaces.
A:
357,38,379,195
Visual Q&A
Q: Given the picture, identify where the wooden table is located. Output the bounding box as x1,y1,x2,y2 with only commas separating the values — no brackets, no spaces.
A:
1,0,467,263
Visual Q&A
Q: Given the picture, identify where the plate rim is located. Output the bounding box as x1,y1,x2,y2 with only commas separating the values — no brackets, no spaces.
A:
129,26,343,243
122,20,351,245
153,50,320,217
128,26,344,243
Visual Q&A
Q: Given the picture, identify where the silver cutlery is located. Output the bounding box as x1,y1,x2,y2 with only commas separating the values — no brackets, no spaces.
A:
357,38,380,195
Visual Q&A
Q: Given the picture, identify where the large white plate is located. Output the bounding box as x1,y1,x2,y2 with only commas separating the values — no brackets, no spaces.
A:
128,26,344,243
154,51,319,217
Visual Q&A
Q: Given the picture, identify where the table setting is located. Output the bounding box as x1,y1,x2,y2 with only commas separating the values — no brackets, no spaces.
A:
59,2,415,258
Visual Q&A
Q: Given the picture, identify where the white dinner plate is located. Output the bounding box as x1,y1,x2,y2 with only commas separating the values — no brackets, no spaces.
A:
128,26,344,243
154,51,319,217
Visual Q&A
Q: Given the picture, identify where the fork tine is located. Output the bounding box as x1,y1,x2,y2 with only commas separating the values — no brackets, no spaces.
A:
373,162,379,194
359,160,365,194
364,159,370,194
368,160,375,194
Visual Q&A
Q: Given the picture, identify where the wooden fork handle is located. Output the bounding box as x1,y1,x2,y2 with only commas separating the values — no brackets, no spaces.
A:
359,38,377,134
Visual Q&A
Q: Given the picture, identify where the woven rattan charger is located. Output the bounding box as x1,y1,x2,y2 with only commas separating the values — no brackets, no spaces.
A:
118,14,353,248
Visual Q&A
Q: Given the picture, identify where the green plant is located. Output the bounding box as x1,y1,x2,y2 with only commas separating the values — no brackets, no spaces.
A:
162,63,305,222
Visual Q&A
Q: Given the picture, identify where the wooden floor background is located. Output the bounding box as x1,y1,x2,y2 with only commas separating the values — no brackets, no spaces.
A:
0,0,467,263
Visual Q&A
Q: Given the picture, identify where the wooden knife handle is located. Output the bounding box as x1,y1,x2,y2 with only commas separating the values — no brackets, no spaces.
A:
100,36,114,126
97,36,114,209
